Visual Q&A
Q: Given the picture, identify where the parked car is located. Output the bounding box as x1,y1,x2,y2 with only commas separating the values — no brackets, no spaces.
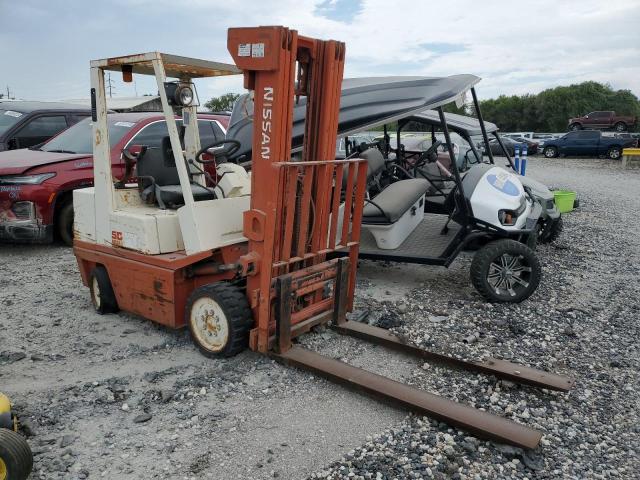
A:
542,130,638,159
480,136,527,157
568,111,637,132
0,101,92,152
0,112,229,245
508,136,539,155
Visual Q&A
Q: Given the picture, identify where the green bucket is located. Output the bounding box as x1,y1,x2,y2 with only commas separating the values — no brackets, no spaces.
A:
553,190,577,213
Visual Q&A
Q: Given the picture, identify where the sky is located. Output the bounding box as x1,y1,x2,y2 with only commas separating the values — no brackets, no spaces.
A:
1,0,639,104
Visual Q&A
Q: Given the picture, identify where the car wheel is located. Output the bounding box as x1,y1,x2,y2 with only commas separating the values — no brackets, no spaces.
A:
57,201,74,247
89,266,119,314
186,282,252,358
470,239,541,303
543,146,558,158
614,122,627,132
608,146,622,160
0,429,33,480
569,123,581,131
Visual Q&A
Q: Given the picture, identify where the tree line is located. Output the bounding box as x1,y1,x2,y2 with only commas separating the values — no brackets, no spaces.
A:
456,81,640,132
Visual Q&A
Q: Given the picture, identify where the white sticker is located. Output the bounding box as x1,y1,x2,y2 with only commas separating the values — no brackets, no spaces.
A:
122,231,139,250
251,43,265,58
238,43,251,57
4,110,23,118
114,121,135,127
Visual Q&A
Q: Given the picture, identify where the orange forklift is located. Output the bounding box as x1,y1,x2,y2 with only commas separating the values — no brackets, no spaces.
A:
73,26,573,449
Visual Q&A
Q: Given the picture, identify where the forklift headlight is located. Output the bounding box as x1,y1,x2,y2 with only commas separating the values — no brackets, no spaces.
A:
164,82,198,107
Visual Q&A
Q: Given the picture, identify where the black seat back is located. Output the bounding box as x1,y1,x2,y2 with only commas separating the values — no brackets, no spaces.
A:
360,148,386,181
136,136,182,188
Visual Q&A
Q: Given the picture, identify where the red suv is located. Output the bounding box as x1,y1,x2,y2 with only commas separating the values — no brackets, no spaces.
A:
0,112,229,244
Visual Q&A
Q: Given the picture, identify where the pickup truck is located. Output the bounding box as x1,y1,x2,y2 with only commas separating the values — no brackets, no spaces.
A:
568,111,637,132
542,130,638,159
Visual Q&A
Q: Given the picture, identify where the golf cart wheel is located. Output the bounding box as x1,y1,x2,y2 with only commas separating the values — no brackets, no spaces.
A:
543,146,558,158
186,282,252,358
607,146,622,160
57,201,74,247
540,216,563,244
471,239,541,303
0,429,33,480
89,265,119,314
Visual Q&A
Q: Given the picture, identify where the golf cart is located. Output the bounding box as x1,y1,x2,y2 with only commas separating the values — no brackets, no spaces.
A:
371,109,563,244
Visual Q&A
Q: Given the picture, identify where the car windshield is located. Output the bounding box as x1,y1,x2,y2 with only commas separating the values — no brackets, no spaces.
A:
0,109,25,136
41,117,137,154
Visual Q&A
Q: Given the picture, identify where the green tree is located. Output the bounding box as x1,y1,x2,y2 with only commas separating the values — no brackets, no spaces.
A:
204,93,240,112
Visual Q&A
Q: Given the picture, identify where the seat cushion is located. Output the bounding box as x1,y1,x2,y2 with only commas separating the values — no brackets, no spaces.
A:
144,184,216,208
363,178,429,224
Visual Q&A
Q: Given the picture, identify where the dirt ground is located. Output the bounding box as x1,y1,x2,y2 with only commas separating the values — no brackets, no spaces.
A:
1,156,638,479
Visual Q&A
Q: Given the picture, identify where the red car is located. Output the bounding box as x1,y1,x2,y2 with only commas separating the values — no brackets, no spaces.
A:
0,112,229,245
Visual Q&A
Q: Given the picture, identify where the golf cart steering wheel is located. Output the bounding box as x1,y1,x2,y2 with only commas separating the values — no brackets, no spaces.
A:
417,140,442,164
195,139,241,164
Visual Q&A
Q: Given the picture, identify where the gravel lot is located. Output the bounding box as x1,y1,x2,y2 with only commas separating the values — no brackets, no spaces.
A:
1,157,638,479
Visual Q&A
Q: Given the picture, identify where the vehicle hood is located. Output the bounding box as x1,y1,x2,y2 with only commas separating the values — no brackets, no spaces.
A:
0,149,91,175
226,74,480,161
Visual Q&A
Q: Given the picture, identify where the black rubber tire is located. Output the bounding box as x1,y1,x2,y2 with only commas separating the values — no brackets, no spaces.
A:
470,239,541,303
57,201,74,247
614,122,627,132
526,229,538,250
0,429,33,480
569,123,581,131
186,283,252,358
608,146,622,160
89,266,119,314
543,146,558,158
540,216,563,244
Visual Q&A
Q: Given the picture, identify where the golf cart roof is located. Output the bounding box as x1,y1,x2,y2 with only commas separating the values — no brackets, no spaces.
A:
406,110,499,137
90,52,241,78
226,74,480,159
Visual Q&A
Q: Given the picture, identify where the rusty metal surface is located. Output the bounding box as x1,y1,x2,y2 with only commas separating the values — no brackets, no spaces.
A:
93,52,241,78
271,345,542,449
332,320,575,392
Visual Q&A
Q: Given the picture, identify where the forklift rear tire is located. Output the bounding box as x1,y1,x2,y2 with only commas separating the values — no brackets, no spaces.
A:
186,283,252,358
0,429,33,480
471,239,541,303
89,266,119,314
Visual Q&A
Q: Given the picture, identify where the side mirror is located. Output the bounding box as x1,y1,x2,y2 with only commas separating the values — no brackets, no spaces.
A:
7,138,18,150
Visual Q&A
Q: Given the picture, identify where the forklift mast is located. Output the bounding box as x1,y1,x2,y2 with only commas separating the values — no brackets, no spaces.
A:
228,27,368,353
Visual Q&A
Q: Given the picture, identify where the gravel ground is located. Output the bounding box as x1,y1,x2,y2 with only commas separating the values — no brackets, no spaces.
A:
1,157,639,479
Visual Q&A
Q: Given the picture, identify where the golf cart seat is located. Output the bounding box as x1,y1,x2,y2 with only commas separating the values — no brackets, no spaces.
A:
360,148,429,249
137,137,216,209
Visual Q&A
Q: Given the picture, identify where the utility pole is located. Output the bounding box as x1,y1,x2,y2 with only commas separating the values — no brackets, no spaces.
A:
6,85,13,100
106,73,115,98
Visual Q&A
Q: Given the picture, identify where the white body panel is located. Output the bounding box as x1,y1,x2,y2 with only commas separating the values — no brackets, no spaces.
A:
178,196,250,255
73,188,97,243
469,167,531,230
363,195,425,249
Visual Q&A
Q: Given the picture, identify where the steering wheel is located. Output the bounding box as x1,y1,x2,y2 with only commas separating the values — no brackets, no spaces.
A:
417,140,442,165
195,139,241,164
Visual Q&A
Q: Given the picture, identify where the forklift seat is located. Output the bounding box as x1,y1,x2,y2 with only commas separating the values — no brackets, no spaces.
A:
136,136,216,209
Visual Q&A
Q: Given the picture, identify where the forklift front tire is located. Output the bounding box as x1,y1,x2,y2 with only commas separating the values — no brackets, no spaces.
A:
0,429,33,480
89,266,119,314
186,283,252,358
471,239,541,303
